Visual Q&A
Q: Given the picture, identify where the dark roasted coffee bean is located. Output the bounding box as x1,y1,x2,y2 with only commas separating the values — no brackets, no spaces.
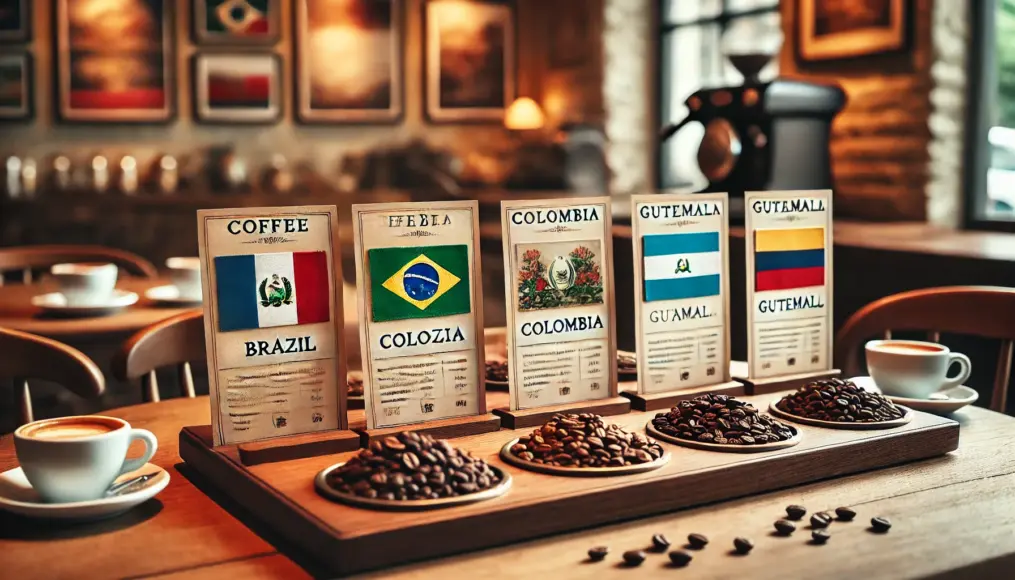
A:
774,519,796,536
810,512,832,528
733,537,754,554
687,533,709,549
510,413,664,469
776,380,905,423
587,546,609,561
668,550,692,567
835,506,856,521
786,504,807,520
811,529,830,544
653,394,794,445
651,533,671,551
622,550,646,566
870,516,892,533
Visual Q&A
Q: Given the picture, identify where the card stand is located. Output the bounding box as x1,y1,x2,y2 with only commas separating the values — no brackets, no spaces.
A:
734,369,842,396
622,380,745,412
492,396,632,430
355,414,502,446
230,429,362,466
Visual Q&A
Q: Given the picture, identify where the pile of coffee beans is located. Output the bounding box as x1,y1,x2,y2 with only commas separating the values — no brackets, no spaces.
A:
325,431,503,501
485,360,508,382
508,413,665,468
775,378,906,423
347,375,364,398
651,393,796,445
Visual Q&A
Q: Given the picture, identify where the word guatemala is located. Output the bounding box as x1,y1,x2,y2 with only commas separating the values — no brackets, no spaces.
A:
757,295,825,313
649,304,715,323
521,315,604,336
511,206,600,225
751,198,825,214
227,218,308,235
380,326,465,349
245,336,316,357
639,203,721,219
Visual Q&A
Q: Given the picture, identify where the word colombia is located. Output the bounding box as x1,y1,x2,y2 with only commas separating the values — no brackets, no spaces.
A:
521,315,605,337
511,206,602,225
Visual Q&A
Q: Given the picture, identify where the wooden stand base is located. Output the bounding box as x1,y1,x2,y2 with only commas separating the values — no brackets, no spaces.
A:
622,381,745,412
734,368,841,395
355,413,501,446
492,396,631,429
234,429,361,466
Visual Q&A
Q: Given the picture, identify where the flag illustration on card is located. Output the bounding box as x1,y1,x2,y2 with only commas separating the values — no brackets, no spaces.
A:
206,0,271,36
754,227,826,292
206,56,274,110
368,245,471,322
642,232,721,302
214,251,330,332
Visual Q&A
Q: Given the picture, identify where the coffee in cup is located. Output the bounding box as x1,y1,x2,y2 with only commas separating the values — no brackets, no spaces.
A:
14,415,157,503
166,257,202,300
50,262,118,306
865,339,972,399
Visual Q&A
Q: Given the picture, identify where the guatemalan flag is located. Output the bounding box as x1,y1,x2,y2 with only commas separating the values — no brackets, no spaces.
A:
214,251,330,332
642,232,722,302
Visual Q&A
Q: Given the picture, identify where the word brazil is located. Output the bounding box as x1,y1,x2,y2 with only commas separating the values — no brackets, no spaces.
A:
639,203,721,219
244,336,317,357
227,218,309,235
521,315,604,336
379,326,466,349
757,295,825,313
649,304,716,323
511,207,600,225
386,213,452,228
751,199,826,214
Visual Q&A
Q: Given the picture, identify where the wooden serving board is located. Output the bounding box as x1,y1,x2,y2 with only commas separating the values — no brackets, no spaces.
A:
179,391,959,577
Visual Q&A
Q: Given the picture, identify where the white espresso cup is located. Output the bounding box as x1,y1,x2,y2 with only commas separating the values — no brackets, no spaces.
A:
50,262,118,306
14,415,157,503
166,257,202,300
865,340,972,399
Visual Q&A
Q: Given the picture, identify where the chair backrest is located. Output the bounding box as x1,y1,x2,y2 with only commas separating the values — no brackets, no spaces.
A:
0,327,105,427
0,245,158,284
835,286,1015,412
113,310,205,402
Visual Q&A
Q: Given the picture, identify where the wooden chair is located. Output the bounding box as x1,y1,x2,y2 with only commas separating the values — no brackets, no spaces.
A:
835,286,1015,413
0,244,158,285
113,310,205,402
0,327,105,427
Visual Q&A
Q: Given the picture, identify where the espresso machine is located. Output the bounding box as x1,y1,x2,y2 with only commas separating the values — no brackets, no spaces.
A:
660,53,846,220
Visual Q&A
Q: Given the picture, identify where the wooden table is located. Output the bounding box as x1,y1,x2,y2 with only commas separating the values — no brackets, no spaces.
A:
2,393,1014,579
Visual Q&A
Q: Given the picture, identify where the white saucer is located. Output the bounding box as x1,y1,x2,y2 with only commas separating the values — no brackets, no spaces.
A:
145,285,203,306
31,290,139,317
0,463,169,521
849,376,979,415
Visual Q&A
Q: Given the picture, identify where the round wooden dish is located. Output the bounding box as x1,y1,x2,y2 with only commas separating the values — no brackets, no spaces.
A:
645,421,801,453
314,463,512,511
768,400,913,430
499,438,670,477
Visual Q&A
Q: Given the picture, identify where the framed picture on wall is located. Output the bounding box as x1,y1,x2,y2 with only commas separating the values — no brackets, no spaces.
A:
192,53,281,124
0,52,31,120
294,0,403,124
55,0,174,123
0,0,31,43
193,0,280,45
798,0,908,62
424,0,515,123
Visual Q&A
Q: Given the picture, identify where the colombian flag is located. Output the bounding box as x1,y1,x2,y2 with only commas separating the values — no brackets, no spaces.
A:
754,228,825,292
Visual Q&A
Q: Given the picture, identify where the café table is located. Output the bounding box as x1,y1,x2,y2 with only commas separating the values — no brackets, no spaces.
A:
2,389,1015,579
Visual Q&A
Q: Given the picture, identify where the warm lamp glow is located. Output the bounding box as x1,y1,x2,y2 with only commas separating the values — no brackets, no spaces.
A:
504,97,545,130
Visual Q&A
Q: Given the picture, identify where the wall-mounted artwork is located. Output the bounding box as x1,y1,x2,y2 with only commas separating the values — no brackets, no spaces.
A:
424,0,515,123
0,0,29,43
193,53,281,124
0,53,31,120
295,0,402,124
55,0,174,123
193,0,280,45
798,0,908,62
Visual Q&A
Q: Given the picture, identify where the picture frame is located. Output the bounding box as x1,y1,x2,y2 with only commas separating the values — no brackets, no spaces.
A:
0,0,30,43
798,0,908,62
294,0,403,124
192,53,282,124
424,0,515,123
0,52,31,120
192,0,281,46
55,0,175,123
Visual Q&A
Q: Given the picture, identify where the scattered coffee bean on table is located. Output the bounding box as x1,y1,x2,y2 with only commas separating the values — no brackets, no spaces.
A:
776,378,906,423
651,393,796,445
871,516,892,533
485,360,508,382
651,533,671,551
811,529,830,544
622,550,647,566
774,519,796,536
668,550,693,567
324,431,503,501
835,506,857,521
687,533,709,550
810,512,832,528
587,546,609,561
786,504,807,520
508,413,665,468
733,537,754,554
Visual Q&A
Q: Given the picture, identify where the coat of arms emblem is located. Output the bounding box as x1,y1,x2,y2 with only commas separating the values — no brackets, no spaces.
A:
259,274,293,307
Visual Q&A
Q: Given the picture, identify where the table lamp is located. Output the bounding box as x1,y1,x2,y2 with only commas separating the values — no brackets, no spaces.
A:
504,97,546,132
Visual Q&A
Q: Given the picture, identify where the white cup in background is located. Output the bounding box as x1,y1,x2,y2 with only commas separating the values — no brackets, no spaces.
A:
865,339,972,400
166,257,202,300
50,262,118,306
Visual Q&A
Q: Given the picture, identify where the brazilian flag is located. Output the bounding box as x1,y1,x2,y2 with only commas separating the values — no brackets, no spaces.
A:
368,245,471,322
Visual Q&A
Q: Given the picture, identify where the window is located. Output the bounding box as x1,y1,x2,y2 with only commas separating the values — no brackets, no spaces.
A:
657,0,781,191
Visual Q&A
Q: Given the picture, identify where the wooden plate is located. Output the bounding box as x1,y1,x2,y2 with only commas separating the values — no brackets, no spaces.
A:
314,462,512,511
645,422,801,453
768,400,914,430
499,438,670,477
